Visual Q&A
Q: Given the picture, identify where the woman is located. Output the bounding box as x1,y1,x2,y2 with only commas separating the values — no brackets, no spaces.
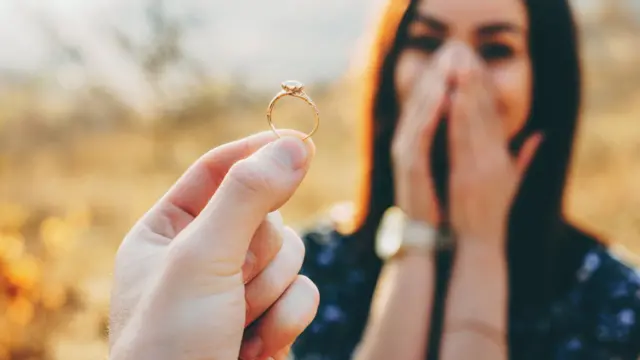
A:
291,0,640,359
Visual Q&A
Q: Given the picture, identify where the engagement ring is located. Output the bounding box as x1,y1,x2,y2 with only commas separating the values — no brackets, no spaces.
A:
266,80,320,140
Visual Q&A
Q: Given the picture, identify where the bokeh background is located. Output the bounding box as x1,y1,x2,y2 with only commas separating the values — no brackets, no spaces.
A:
0,0,638,359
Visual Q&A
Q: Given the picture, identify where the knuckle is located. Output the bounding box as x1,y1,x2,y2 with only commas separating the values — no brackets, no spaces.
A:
285,227,306,260
275,231,305,278
267,219,285,248
226,159,275,196
166,240,238,279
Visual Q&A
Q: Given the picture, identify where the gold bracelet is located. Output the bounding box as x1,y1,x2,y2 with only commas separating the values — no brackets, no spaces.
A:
444,319,506,347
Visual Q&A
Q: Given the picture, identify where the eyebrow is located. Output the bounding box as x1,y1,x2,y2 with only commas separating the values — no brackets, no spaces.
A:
413,13,524,36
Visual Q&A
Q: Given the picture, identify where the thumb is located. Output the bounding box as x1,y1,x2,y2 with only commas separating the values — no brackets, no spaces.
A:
516,131,543,178
184,136,315,268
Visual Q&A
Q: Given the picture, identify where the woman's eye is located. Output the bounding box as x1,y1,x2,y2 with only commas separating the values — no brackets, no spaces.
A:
405,36,443,53
478,43,514,61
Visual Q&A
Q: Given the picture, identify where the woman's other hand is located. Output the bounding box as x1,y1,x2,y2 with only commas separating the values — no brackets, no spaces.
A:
448,47,542,247
391,50,455,224
357,50,458,360
109,131,319,360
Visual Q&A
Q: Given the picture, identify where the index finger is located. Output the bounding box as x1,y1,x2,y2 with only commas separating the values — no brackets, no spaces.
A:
402,51,452,125
140,129,309,239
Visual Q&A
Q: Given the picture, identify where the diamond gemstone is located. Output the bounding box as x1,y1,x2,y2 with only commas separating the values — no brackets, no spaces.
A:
281,80,304,93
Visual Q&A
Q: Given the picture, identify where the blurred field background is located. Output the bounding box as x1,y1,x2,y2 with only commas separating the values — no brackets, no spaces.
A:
0,0,638,359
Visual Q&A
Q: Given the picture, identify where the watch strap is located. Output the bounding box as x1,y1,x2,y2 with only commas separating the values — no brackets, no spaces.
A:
400,217,438,251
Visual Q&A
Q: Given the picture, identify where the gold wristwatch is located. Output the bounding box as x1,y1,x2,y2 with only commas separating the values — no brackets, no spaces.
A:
375,206,441,261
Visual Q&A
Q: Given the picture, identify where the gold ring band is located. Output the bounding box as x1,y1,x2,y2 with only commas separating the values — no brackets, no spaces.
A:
266,80,320,141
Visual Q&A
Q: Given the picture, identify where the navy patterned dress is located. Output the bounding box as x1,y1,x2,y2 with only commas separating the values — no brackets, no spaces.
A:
290,221,640,360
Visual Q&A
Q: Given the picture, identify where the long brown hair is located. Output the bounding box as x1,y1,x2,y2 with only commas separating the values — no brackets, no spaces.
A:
350,0,597,357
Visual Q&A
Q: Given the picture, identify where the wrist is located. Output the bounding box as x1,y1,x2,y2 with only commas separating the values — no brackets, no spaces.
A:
456,242,507,277
451,240,508,320
457,238,505,257
386,251,436,270
455,223,507,250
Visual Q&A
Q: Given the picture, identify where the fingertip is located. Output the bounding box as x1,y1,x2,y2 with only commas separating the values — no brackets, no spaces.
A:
244,230,307,326
256,275,320,350
283,226,306,259
527,131,545,150
282,133,317,169
529,132,545,156
535,131,545,143
452,49,483,88
284,274,321,326
247,130,316,169
296,275,320,309
240,276,319,360
269,129,316,158
265,134,316,174
517,131,545,175
455,66,476,88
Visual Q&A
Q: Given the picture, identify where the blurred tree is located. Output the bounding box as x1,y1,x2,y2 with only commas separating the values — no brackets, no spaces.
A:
109,0,215,168
111,0,208,111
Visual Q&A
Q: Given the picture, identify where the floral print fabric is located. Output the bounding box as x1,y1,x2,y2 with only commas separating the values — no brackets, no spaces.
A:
290,224,640,360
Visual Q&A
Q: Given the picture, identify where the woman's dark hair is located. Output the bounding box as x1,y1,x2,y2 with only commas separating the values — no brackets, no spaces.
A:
350,0,598,357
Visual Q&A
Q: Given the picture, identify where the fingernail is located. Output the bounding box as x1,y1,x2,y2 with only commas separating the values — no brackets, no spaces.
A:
271,136,308,170
240,336,263,360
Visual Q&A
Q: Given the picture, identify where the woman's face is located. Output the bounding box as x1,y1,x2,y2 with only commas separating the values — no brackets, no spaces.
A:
394,0,532,139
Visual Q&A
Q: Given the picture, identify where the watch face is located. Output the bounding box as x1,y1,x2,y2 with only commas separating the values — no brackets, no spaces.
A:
375,207,404,260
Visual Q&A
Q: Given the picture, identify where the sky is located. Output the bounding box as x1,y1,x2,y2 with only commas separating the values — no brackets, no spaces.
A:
0,0,636,110
0,0,385,108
